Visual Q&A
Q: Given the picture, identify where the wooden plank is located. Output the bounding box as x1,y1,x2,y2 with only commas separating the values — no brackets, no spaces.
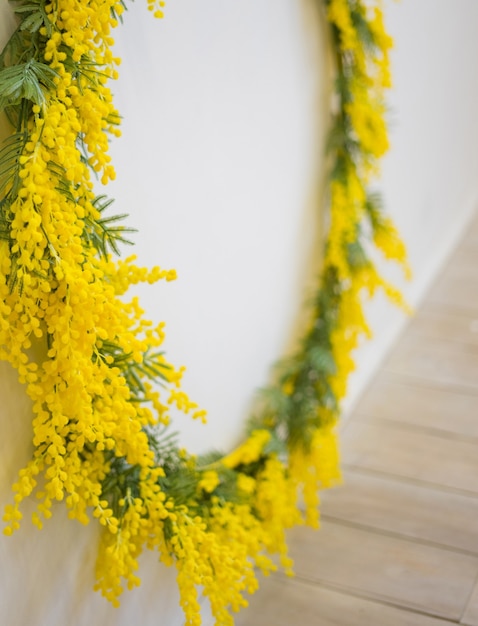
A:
353,374,478,438
407,304,478,347
426,265,478,311
321,470,478,554
341,421,478,495
447,244,478,266
462,581,478,625
235,576,459,626
287,522,478,621
383,334,478,390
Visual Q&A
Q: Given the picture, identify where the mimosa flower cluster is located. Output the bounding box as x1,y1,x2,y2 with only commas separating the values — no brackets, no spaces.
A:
0,1,408,625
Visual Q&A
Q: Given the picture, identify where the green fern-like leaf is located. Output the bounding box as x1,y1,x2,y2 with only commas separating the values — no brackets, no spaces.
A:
0,60,58,109
82,195,136,257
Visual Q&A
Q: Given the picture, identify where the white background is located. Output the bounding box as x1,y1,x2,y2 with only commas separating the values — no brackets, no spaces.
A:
1,1,478,624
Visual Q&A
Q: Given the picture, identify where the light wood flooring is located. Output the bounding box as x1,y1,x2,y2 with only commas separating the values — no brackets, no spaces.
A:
236,214,478,626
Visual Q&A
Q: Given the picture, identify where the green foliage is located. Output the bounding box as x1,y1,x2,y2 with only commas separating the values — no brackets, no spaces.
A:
347,239,368,269
365,191,388,233
96,341,172,402
0,60,57,109
83,195,136,258
0,130,28,201
350,4,376,52
308,346,336,375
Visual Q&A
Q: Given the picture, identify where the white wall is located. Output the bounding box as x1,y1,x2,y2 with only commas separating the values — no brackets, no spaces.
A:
1,1,478,625
107,0,331,454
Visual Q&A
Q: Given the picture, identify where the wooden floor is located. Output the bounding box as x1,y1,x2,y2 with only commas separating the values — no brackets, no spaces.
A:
236,214,478,626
